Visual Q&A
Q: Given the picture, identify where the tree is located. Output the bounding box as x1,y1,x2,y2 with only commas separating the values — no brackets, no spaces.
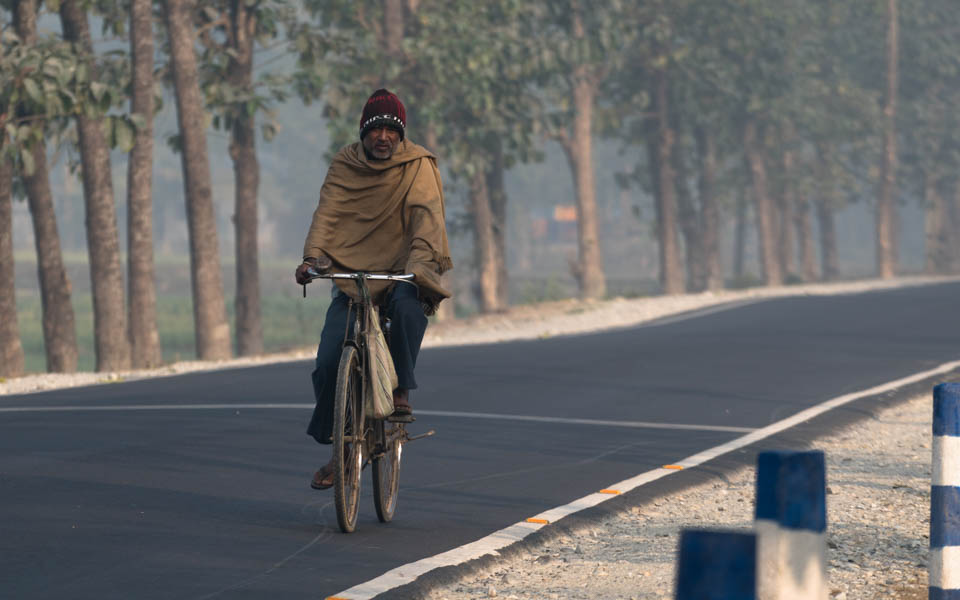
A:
896,0,960,275
0,151,24,378
412,1,540,312
10,0,78,372
59,0,131,371
163,0,231,360
126,0,162,368
293,0,539,314
876,0,899,279
531,0,614,300
196,0,292,354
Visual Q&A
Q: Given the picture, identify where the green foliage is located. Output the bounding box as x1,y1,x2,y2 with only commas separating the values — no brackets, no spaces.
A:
193,0,297,143
292,0,543,177
0,23,134,182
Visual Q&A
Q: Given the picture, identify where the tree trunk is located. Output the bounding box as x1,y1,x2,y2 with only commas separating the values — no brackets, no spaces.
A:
695,126,722,291
876,0,899,279
560,6,605,300
127,0,162,368
951,185,960,274
60,0,131,372
816,199,839,281
228,0,262,356
733,191,748,281
794,195,818,282
651,68,683,294
779,137,796,280
675,150,702,292
743,119,782,286
923,170,948,274
470,167,501,313
384,0,404,56
487,140,509,309
671,95,700,291
164,0,231,360
14,0,78,373
0,158,25,377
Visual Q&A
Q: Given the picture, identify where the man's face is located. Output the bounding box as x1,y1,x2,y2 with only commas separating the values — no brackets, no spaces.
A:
362,126,401,160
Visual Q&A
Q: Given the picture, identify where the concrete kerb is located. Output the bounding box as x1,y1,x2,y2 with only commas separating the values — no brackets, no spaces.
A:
375,369,960,600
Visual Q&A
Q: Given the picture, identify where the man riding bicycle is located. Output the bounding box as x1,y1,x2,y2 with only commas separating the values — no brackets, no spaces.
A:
294,89,453,491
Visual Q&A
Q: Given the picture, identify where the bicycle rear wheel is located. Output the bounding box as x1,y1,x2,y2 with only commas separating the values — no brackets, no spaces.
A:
333,345,364,533
372,420,402,522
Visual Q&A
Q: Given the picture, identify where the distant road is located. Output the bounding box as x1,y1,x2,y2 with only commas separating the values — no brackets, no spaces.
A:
1,281,957,599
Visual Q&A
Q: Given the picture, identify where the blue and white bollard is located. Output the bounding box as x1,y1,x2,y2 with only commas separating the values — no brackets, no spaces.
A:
932,383,960,600
754,450,827,600
675,529,756,600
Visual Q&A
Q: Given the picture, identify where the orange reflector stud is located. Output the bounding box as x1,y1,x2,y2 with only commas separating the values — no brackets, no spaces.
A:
663,465,684,470
599,489,621,495
526,518,549,524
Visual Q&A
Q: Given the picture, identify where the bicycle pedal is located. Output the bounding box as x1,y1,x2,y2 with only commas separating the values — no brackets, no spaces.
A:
387,414,415,423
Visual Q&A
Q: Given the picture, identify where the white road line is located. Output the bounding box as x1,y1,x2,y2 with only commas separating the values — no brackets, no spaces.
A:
0,404,753,433
638,298,764,328
329,358,960,600
416,410,755,433
0,403,310,413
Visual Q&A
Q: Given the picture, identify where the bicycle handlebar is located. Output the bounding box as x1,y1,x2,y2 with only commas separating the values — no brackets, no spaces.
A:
303,267,415,283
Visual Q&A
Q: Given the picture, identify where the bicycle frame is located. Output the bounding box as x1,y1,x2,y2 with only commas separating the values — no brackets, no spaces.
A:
302,269,432,531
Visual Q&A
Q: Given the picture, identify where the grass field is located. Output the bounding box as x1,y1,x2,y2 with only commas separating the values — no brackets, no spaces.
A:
14,291,330,373
12,254,332,373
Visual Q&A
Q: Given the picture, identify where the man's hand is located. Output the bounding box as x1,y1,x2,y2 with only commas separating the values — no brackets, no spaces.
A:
295,255,332,285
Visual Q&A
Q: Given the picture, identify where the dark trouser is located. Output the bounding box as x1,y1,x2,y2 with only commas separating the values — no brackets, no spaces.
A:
307,283,428,445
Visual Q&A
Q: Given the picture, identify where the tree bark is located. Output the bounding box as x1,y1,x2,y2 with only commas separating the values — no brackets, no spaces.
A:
470,167,501,313
560,6,605,300
127,0,162,368
0,158,25,377
228,0,262,356
876,0,899,279
779,136,796,280
675,146,702,291
733,191,748,281
816,198,839,281
794,195,818,282
650,68,683,294
743,119,782,286
60,0,131,372
695,126,722,291
487,140,509,309
384,0,404,56
951,185,960,274
923,170,948,274
670,93,700,291
164,0,232,360
14,0,78,373
815,147,839,281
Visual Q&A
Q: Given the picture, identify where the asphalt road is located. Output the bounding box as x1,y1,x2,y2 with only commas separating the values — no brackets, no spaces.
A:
1,282,958,599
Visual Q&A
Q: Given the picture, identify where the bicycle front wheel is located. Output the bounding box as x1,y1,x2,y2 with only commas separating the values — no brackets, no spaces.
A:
333,345,364,533
372,420,402,523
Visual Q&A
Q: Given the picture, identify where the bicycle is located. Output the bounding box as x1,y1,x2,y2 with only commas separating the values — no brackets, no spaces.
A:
304,269,435,533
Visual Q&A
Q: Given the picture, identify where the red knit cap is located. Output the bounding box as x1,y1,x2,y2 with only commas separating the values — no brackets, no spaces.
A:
359,88,406,140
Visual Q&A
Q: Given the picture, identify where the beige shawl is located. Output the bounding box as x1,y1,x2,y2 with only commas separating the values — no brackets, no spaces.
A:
303,140,453,305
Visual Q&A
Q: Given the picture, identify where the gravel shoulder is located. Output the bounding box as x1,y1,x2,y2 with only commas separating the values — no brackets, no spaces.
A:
422,393,933,600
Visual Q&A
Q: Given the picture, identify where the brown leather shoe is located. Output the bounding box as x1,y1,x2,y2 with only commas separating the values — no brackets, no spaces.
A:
392,388,412,415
